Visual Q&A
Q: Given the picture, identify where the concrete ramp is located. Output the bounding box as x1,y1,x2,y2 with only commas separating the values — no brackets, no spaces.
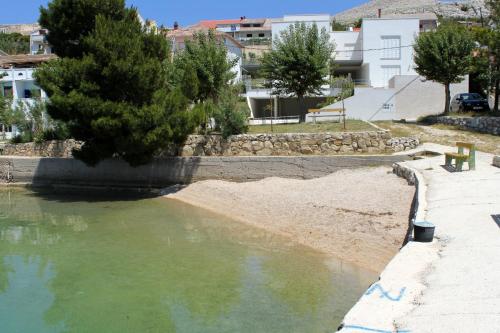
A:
311,87,397,121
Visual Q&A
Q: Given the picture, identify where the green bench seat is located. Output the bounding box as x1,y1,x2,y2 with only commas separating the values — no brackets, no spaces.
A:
445,142,476,172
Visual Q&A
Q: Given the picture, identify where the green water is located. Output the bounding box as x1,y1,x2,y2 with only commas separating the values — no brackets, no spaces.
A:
0,188,376,333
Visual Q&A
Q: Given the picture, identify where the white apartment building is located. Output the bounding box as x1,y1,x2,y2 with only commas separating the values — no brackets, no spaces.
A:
246,13,459,121
333,17,420,88
0,55,54,139
29,29,52,55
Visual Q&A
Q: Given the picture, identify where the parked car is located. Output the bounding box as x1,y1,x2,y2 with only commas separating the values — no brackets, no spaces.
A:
450,93,490,112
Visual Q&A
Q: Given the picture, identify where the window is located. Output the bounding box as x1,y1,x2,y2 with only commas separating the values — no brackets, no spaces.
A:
381,36,401,59
2,86,13,98
246,34,253,38
258,33,265,37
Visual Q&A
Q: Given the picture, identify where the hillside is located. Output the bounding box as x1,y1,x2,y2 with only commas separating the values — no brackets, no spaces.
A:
334,0,489,23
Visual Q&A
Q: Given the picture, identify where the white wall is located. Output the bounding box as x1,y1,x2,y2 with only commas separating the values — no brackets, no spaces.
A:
224,38,243,82
318,87,397,121
361,18,419,88
392,75,469,120
331,31,363,62
319,75,469,121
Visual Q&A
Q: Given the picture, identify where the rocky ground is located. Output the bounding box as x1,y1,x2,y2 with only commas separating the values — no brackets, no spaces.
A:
165,166,415,273
334,0,488,23
375,121,500,155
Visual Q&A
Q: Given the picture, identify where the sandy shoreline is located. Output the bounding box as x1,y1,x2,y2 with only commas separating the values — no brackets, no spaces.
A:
164,166,415,273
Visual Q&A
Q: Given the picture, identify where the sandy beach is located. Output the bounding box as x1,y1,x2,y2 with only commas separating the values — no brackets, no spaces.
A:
165,166,415,272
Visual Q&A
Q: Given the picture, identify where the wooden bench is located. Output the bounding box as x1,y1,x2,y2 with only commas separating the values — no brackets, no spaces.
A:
445,142,476,171
308,108,346,128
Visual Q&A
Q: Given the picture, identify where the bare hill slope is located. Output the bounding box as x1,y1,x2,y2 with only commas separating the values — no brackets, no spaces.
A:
334,0,488,23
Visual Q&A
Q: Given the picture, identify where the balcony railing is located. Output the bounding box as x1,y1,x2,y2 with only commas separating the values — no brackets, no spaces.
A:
244,78,268,91
242,58,262,67
239,37,272,46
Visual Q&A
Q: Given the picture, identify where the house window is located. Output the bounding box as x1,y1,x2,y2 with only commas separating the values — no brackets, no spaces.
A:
258,33,265,37
246,34,253,38
0,124,12,133
2,86,13,98
381,36,401,59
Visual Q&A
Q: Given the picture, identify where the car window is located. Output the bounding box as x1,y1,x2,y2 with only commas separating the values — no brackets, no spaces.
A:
461,93,482,100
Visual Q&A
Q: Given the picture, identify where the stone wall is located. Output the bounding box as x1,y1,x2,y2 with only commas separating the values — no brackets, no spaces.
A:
430,116,500,136
1,140,82,158
1,132,419,158
178,132,418,156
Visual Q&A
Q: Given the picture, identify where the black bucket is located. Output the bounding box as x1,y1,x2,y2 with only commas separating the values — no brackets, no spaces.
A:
413,221,435,243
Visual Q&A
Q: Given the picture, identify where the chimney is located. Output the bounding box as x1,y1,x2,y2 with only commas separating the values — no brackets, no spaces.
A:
173,21,179,30
378,8,382,18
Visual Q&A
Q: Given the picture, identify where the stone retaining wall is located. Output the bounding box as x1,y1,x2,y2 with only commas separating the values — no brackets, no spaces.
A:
0,139,82,158
430,116,500,135
1,132,419,158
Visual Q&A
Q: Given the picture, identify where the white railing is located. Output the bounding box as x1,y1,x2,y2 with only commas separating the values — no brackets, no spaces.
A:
249,116,300,125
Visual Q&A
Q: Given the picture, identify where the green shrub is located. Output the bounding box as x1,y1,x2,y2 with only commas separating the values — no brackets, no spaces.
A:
213,87,249,138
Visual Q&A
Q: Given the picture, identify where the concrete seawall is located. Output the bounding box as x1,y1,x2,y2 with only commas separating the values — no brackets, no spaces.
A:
337,143,500,333
0,155,410,188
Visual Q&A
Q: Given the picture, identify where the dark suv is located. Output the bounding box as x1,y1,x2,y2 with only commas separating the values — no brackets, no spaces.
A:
450,93,490,112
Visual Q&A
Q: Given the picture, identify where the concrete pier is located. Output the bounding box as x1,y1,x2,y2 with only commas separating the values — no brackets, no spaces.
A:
338,143,500,333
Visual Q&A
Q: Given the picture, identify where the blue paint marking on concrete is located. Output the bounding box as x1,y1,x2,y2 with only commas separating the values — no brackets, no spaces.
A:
364,283,406,302
343,324,411,333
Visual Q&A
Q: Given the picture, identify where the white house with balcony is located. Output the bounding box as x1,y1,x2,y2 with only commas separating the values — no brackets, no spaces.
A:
0,55,54,140
30,29,52,55
245,13,465,121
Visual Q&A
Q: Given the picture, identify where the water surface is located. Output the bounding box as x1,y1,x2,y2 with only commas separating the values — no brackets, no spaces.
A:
0,188,376,333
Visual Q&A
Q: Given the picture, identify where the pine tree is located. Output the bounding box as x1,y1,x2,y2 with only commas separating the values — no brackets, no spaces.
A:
414,24,475,114
36,3,199,166
39,0,129,58
261,22,334,122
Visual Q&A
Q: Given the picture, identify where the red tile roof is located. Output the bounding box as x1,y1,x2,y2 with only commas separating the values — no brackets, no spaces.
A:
198,19,242,29
167,26,244,49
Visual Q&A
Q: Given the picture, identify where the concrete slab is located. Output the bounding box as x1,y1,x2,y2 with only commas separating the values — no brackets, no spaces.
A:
338,143,500,333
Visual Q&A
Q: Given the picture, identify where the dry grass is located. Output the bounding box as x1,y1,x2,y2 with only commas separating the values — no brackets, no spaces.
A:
248,120,376,134
375,121,500,155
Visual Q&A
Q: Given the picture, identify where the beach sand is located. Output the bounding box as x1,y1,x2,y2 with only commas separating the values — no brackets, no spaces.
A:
164,167,415,273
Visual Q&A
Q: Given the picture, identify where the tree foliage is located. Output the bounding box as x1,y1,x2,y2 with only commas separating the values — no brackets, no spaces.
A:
261,22,334,121
0,33,30,55
484,0,500,112
212,86,249,138
172,30,247,137
173,30,238,103
414,23,474,114
36,2,199,166
39,0,129,58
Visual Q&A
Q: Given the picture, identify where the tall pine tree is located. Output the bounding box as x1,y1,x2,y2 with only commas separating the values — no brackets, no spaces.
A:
36,1,198,166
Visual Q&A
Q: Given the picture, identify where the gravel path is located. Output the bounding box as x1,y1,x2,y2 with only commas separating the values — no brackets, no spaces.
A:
165,167,415,273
